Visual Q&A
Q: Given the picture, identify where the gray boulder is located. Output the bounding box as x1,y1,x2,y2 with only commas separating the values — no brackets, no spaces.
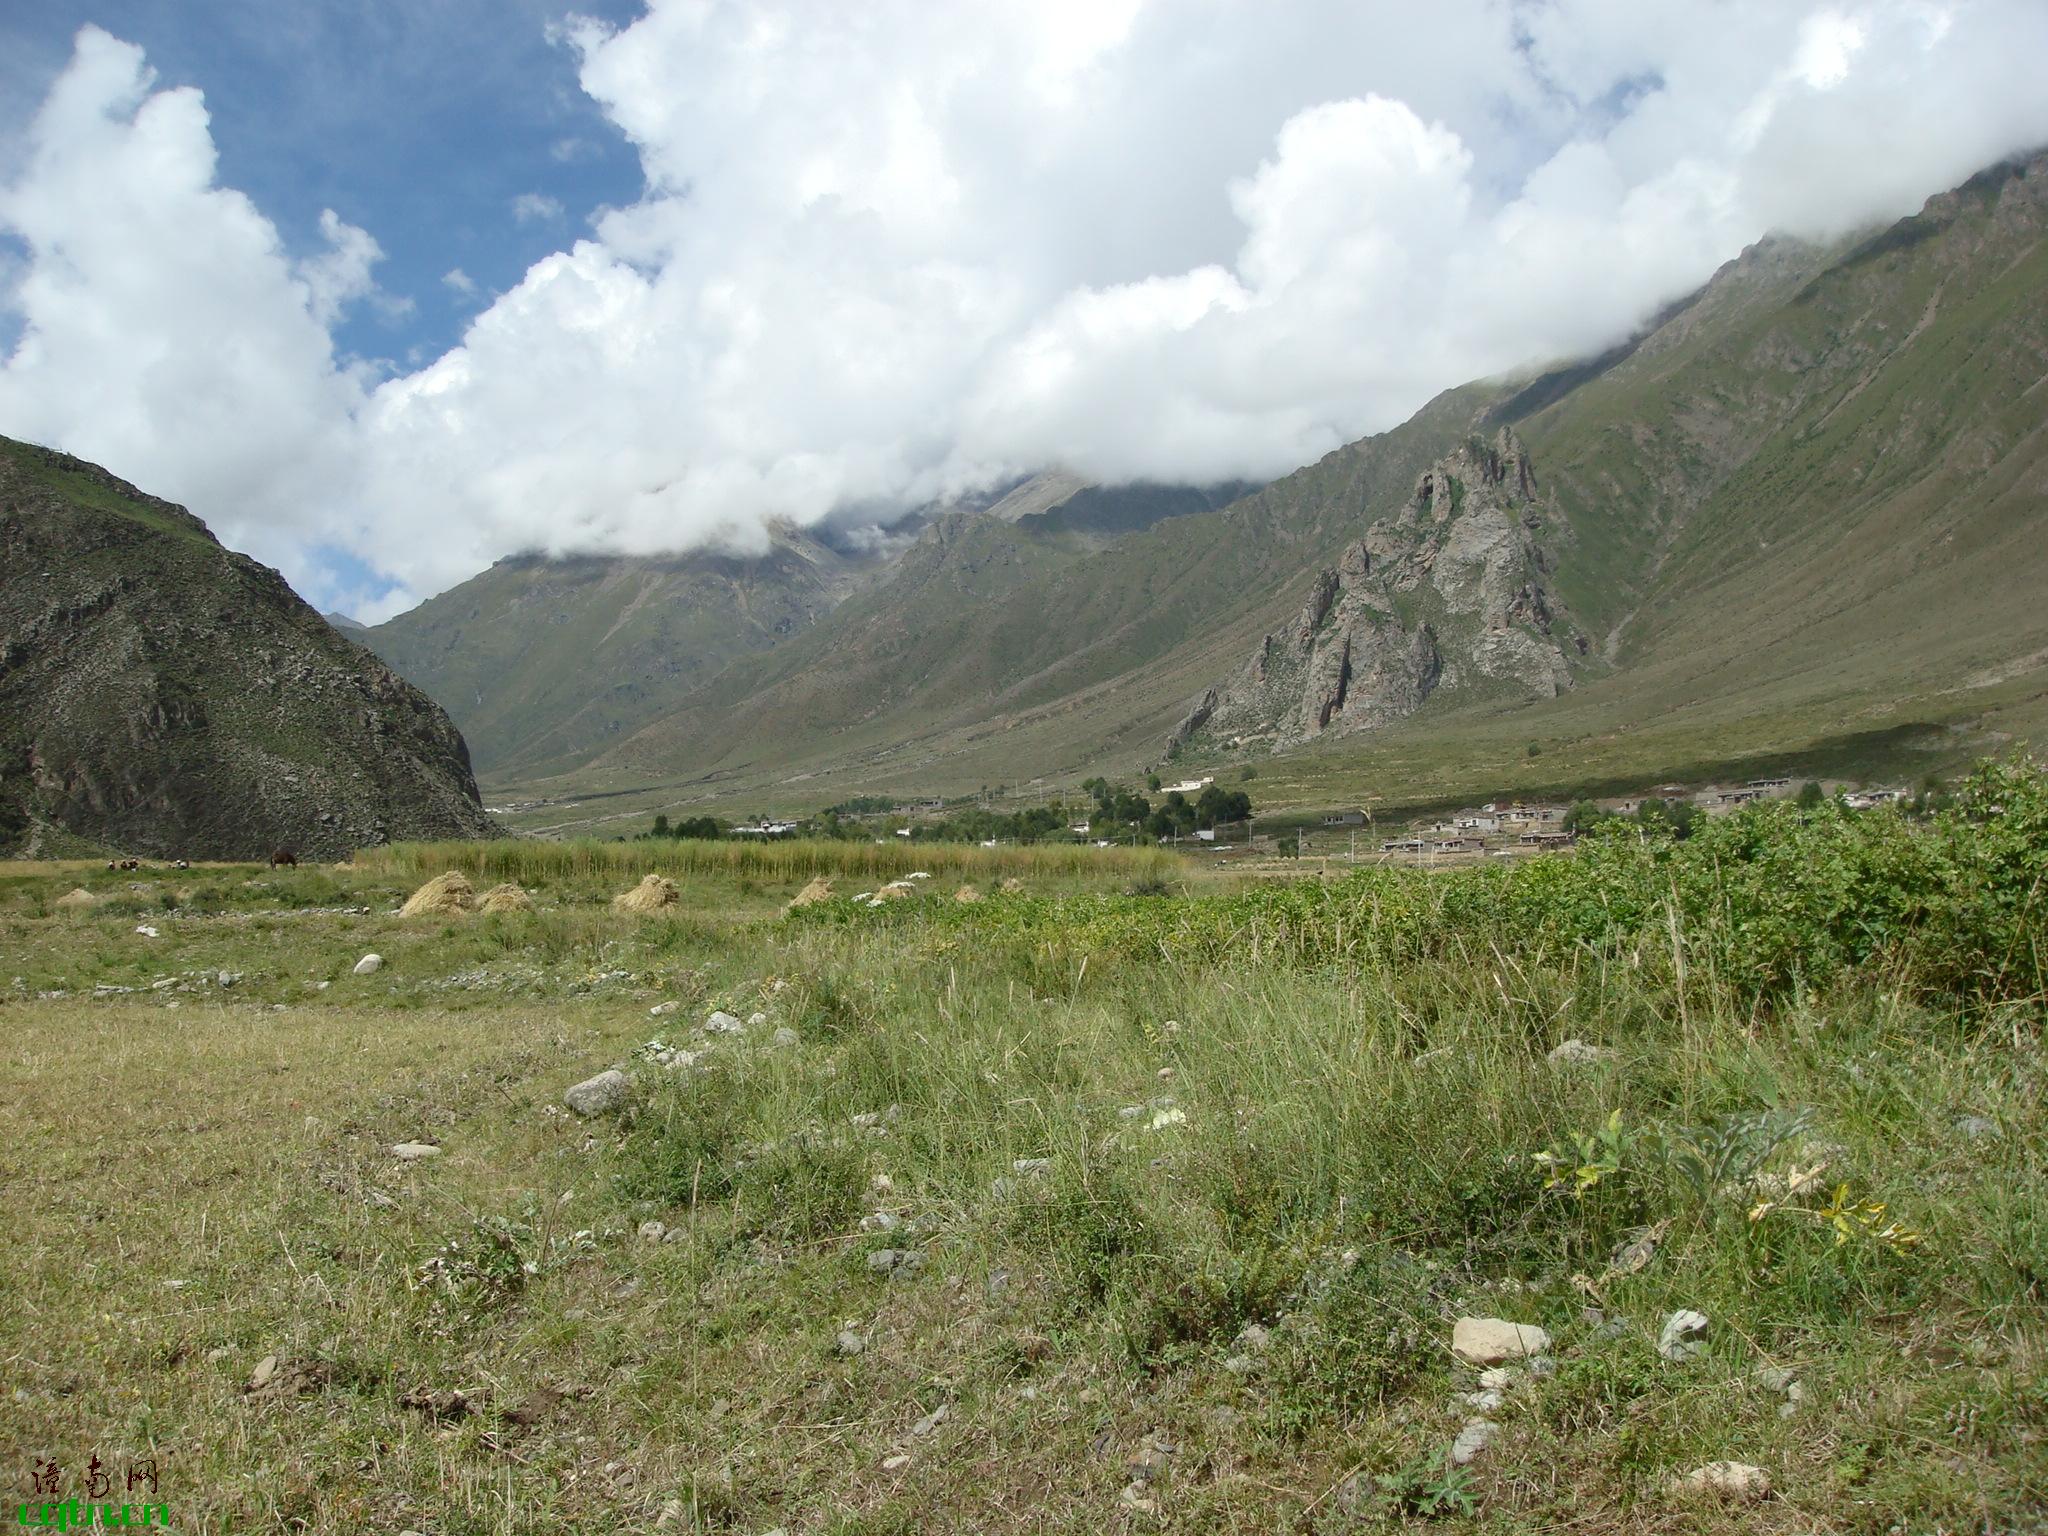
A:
565,1068,630,1116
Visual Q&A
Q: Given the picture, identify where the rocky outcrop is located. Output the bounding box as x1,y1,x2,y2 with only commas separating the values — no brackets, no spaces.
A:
1171,427,1579,754
0,436,498,858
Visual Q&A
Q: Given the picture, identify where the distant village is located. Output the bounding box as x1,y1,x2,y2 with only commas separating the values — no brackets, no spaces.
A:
635,771,1919,861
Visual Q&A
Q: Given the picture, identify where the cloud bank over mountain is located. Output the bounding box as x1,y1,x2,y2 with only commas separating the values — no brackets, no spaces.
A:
4,1,2047,619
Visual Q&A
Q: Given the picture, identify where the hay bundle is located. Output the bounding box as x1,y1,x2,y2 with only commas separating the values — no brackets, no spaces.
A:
55,887,99,910
613,874,680,913
786,875,835,912
872,881,916,903
954,884,984,904
999,877,1028,894
400,871,477,917
477,881,535,914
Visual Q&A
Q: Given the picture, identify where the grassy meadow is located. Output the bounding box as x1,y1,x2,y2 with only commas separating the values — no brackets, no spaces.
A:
3,769,2045,1533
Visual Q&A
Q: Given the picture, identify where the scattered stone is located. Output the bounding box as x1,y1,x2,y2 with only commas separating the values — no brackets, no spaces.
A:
867,1249,904,1274
881,1454,910,1472
649,1000,680,1017
564,1069,630,1117
1459,1387,1504,1413
1781,1381,1806,1417
836,1329,865,1357
1221,1354,1256,1376
747,1011,768,1028
1452,1317,1552,1366
612,874,680,913
910,1404,949,1437
1118,1483,1159,1515
1664,1461,1771,1502
54,888,99,910
1956,1114,1999,1140
1478,1367,1514,1390
705,1010,745,1033
391,1141,441,1160
1449,1419,1497,1465
771,1027,800,1048
1546,1038,1613,1069
134,923,160,938
1237,1323,1273,1355
247,1354,278,1392
1754,1365,1797,1393
400,871,476,917
637,1220,668,1243
1413,1046,1453,1067
353,953,384,976
1658,1309,1710,1363
1012,1157,1051,1175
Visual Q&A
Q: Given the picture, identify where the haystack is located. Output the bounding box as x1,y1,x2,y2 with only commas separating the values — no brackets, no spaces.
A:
55,887,99,911
872,881,916,903
954,884,984,904
613,874,680,913
999,877,1028,894
477,881,535,914
786,875,835,912
400,871,477,917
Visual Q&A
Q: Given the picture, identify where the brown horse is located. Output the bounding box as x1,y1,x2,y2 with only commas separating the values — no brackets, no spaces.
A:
269,848,297,869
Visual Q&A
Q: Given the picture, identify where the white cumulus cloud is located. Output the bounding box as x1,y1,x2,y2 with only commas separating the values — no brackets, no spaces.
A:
4,2,2048,617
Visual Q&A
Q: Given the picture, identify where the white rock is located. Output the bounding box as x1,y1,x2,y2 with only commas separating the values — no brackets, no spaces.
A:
135,924,160,938
772,1027,800,1048
564,1069,630,1116
1658,1309,1710,1362
1478,1367,1515,1390
1664,1461,1771,1502
1449,1419,1497,1465
1546,1038,1613,1068
910,1404,949,1437
1452,1317,1552,1365
353,953,383,976
704,1010,744,1033
881,1454,910,1471
747,1011,768,1027
638,1220,667,1243
391,1141,441,1160
648,1000,679,1016
836,1329,865,1356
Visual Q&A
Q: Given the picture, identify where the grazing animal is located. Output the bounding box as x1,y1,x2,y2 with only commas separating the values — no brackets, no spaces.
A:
120,858,141,871
269,848,297,869
173,859,190,870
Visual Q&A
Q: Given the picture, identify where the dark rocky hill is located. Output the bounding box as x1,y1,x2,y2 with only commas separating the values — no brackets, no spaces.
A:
0,437,498,858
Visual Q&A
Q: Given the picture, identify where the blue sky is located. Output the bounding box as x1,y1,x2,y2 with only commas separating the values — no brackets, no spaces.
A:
1,0,645,369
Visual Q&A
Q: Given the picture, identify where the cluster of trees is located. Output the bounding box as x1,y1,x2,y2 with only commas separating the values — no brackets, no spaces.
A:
640,813,723,840
1563,796,1701,840
1080,777,1253,842
632,771,1256,847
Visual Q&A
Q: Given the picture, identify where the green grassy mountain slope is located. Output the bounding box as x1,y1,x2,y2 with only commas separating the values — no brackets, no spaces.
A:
0,437,496,858
368,476,1248,782
363,531,881,780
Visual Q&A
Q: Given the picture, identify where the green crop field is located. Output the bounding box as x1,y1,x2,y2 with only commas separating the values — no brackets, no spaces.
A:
4,762,2045,1532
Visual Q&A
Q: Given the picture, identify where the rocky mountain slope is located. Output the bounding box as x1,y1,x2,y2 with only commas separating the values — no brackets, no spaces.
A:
1171,428,1581,754
0,437,496,858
